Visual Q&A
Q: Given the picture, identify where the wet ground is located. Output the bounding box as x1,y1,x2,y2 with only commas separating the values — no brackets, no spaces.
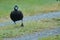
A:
0,12,60,40
0,12,60,27
4,27,60,40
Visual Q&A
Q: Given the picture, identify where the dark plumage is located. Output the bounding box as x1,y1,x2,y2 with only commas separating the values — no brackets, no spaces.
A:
10,5,24,27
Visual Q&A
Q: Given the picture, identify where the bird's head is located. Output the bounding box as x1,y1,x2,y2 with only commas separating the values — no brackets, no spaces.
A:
14,5,18,11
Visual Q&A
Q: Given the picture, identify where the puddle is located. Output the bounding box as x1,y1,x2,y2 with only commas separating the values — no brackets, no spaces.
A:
0,12,60,40
4,27,60,40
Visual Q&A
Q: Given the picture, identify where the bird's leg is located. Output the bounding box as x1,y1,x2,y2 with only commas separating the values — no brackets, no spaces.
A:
21,20,24,27
14,21,18,28
14,21,16,24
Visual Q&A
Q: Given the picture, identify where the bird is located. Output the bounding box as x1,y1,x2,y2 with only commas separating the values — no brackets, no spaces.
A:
10,5,24,27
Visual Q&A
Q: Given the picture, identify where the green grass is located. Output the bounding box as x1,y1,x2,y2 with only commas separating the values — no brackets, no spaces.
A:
0,0,60,39
0,0,59,18
0,18,60,38
38,34,60,40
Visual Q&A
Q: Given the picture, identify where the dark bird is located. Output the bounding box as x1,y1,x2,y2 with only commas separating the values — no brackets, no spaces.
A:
10,5,24,27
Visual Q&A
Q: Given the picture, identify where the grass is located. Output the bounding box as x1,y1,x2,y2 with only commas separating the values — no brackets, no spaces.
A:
0,0,59,18
38,34,60,40
0,18,60,38
0,0,60,39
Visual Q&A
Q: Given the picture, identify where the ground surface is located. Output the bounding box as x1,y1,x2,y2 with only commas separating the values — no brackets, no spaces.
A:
0,0,60,40
0,12,60,38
